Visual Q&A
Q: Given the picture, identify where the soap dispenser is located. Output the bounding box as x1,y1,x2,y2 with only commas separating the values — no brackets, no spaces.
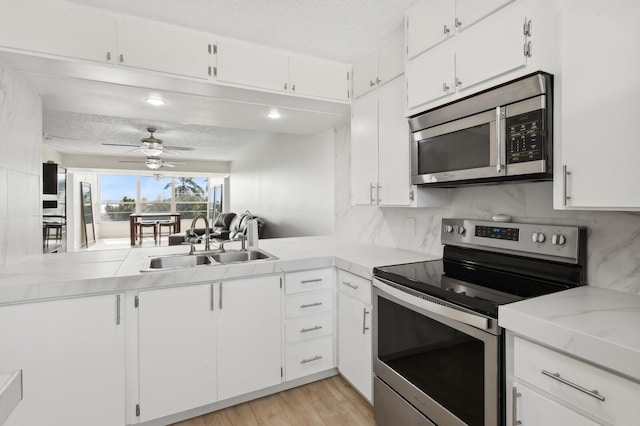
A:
246,219,259,250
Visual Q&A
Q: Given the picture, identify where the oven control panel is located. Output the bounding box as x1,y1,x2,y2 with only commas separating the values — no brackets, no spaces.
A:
442,219,586,264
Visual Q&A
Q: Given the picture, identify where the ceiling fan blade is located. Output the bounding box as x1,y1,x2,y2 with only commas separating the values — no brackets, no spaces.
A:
103,143,139,148
118,160,145,163
164,146,195,151
162,163,176,168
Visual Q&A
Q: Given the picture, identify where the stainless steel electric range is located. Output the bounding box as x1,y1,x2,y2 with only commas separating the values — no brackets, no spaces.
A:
372,218,587,426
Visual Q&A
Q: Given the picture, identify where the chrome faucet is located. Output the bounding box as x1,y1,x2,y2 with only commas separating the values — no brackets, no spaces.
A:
219,234,246,252
189,213,210,251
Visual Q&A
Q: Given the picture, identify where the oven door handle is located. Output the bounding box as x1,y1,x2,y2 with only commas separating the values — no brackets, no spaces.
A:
374,279,490,331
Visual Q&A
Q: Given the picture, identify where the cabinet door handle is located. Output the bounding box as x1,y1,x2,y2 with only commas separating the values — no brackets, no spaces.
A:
119,54,124,63
455,77,462,87
284,83,288,90
116,294,121,325
375,77,381,85
300,325,322,333
362,308,370,334
301,278,322,284
300,355,323,364
219,283,223,310
370,183,376,204
562,165,571,206
512,386,522,425
377,184,381,203
442,82,450,92
455,18,462,28
300,302,322,309
210,283,214,311
341,281,358,290
443,24,450,34
106,51,111,61
292,84,296,91
541,370,605,401
369,80,376,87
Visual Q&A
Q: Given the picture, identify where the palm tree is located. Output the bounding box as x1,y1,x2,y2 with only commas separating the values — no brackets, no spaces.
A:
164,177,205,198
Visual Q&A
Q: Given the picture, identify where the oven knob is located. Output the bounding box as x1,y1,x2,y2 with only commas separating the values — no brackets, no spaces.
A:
456,225,466,235
552,233,567,246
531,232,546,243
444,224,454,233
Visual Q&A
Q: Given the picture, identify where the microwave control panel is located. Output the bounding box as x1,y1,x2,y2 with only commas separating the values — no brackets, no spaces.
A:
506,109,544,164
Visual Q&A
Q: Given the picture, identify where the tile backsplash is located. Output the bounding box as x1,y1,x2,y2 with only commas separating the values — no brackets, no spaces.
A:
334,126,640,295
0,66,42,268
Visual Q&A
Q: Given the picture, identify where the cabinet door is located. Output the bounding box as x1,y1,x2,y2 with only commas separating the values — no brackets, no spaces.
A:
289,55,349,101
377,29,405,88
352,52,378,99
117,16,211,79
0,294,125,426
513,383,600,426
0,0,116,63
378,77,412,206
555,0,640,209
456,0,527,91
406,0,455,59
338,293,372,402
351,90,379,205
455,0,514,32
138,284,217,422
217,276,282,401
407,41,455,110
215,37,289,92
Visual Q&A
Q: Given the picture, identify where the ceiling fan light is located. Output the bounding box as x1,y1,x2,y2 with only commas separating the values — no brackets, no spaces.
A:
141,147,163,156
267,111,282,119
146,162,162,170
145,97,166,106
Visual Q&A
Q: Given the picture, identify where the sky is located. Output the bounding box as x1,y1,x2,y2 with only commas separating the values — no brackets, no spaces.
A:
99,175,208,202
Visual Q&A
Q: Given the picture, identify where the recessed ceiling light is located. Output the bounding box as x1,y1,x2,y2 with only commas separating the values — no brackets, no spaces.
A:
267,111,282,119
145,97,166,106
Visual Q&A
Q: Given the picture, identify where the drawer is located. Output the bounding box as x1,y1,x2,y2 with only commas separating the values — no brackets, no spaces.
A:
285,269,334,295
285,290,333,319
514,336,640,425
285,336,334,381
285,312,333,343
337,269,371,304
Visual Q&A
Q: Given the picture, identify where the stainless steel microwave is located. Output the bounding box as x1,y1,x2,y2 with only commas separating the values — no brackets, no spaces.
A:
408,72,553,186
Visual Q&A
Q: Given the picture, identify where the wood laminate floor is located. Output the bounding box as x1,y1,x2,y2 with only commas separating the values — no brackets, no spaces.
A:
172,376,375,426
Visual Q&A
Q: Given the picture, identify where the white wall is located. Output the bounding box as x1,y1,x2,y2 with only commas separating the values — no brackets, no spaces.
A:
0,66,42,267
335,126,640,295
230,130,335,238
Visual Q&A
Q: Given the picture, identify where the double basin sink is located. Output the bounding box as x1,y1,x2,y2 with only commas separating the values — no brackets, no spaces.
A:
141,249,277,272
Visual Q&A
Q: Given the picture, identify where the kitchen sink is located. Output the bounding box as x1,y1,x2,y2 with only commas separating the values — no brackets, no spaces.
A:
141,249,277,271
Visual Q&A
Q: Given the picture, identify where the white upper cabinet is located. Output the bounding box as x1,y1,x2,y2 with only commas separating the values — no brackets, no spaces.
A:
351,90,380,205
117,16,212,79
0,0,117,63
215,37,289,92
406,41,455,109
554,0,640,210
406,0,455,59
352,29,404,98
455,0,514,32
289,55,350,101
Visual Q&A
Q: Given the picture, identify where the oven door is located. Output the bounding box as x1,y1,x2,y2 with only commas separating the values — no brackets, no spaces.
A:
411,108,506,185
373,278,502,426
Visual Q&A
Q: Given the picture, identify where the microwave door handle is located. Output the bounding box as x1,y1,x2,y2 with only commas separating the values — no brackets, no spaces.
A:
496,106,503,173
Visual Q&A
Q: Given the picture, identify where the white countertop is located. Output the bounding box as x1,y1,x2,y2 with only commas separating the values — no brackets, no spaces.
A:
0,236,436,305
499,286,640,381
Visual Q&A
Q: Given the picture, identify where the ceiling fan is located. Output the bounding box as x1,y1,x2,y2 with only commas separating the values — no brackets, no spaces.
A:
103,127,195,156
118,157,186,170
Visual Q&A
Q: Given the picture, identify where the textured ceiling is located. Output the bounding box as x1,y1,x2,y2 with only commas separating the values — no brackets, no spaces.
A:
63,0,418,63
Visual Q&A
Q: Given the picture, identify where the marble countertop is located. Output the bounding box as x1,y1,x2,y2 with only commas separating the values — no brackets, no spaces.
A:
499,286,640,381
0,236,436,305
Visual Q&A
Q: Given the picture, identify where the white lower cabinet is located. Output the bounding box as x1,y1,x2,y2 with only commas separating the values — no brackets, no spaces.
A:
508,334,640,425
284,269,336,381
0,294,125,426
512,382,599,426
137,283,218,423
217,276,282,400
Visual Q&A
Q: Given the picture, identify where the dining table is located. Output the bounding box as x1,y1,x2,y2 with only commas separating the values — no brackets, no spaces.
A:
129,213,181,245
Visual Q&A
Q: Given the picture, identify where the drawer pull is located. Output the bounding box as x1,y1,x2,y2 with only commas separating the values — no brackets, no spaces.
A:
342,281,358,290
301,355,323,364
300,302,323,309
300,325,322,333
541,370,606,401
301,278,323,284
512,386,522,426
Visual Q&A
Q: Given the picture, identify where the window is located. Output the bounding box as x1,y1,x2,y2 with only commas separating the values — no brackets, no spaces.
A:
98,174,219,222
100,175,136,222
